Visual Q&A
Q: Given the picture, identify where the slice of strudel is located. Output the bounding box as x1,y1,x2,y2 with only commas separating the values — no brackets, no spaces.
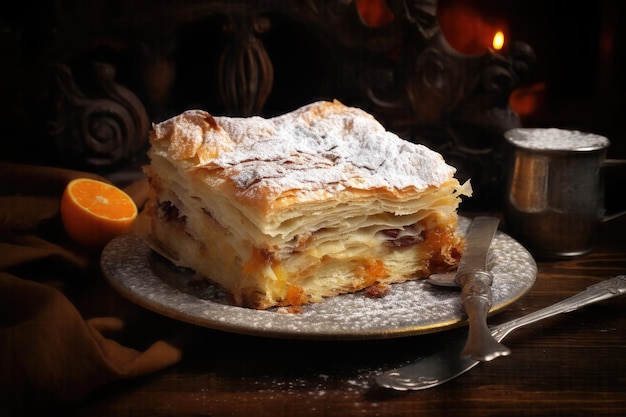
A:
134,100,472,310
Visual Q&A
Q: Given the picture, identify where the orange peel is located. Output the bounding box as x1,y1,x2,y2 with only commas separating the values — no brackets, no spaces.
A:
61,178,137,250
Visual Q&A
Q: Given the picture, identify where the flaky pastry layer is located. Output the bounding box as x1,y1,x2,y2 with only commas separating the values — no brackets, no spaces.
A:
135,100,471,309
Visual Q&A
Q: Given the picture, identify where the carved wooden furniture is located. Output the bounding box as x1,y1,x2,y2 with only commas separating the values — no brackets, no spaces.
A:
14,0,535,207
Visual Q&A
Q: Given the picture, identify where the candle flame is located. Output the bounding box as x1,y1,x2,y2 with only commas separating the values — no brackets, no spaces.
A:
492,31,505,50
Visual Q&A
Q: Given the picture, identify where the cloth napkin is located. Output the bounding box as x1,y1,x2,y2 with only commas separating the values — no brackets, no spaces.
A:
0,163,184,415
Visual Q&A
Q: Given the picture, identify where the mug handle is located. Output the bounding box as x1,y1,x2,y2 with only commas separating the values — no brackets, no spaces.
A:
603,158,626,168
602,159,626,222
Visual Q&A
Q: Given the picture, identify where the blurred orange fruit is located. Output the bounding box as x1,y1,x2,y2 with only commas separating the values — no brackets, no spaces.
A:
61,178,137,249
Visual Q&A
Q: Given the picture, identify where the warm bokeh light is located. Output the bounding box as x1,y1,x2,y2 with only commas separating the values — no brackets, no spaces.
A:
355,0,395,28
509,82,547,117
492,31,504,50
438,2,509,56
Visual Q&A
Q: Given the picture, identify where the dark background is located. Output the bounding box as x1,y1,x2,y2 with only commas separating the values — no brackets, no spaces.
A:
1,0,624,164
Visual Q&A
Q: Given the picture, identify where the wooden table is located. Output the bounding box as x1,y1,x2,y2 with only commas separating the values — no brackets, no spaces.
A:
71,213,626,417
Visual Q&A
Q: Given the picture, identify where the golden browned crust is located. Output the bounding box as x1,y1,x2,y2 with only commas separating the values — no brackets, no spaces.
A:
135,100,471,309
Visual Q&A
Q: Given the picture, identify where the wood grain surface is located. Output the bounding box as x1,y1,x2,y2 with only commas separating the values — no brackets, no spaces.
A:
69,214,626,417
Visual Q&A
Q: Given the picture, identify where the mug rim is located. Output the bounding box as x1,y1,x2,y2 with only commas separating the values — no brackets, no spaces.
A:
504,127,610,153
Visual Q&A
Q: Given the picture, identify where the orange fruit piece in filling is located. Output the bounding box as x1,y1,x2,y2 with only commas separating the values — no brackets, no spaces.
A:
61,178,138,249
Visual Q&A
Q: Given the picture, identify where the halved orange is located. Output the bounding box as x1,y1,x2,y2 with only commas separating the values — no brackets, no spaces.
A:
61,178,138,250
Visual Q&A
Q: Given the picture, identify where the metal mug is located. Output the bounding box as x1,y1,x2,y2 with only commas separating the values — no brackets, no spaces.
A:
503,128,626,259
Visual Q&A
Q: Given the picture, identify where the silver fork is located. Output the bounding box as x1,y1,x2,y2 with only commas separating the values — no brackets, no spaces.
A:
376,275,626,391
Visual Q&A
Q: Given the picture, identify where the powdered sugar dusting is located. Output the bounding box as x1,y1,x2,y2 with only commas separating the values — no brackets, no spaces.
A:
102,218,537,340
196,101,455,198
505,128,610,151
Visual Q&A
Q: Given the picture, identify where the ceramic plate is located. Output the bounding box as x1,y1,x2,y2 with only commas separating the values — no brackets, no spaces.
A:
101,217,537,340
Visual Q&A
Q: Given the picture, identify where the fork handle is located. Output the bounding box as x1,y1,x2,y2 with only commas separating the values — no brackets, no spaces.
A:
491,275,626,342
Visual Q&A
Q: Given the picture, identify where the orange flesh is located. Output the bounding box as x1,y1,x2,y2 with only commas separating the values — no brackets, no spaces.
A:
242,247,273,275
69,180,137,220
356,258,389,287
285,285,305,306
61,178,137,249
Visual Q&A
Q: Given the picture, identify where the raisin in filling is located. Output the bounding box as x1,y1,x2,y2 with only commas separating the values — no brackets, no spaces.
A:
157,201,187,226
380,227,425,248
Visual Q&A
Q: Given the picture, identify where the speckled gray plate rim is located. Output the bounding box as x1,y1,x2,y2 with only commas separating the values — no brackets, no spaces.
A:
100,217,537,340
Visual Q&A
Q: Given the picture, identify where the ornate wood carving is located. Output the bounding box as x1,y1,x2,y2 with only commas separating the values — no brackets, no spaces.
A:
219,13,274,116
25,0,535,206
47,63,149,169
